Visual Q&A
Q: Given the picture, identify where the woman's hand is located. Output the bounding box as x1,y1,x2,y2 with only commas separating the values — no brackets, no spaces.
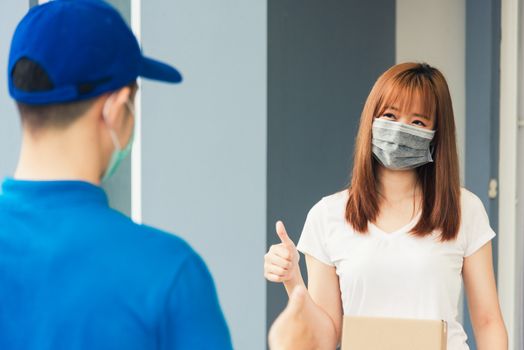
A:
264,221,303,292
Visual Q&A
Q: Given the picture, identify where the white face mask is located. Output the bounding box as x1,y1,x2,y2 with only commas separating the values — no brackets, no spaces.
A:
371,118,435,170
101,96,135,182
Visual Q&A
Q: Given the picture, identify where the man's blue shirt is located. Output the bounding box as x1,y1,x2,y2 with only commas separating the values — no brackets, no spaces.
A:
0,179,232,349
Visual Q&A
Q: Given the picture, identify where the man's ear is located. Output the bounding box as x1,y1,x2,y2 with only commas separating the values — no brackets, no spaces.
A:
114,85,133,108
102,86,133,129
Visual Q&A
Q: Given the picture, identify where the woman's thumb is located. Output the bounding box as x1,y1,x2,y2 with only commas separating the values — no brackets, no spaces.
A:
276,220,294,246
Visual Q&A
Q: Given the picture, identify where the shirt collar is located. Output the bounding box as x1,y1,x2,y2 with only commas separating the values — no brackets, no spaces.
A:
1,178,109,208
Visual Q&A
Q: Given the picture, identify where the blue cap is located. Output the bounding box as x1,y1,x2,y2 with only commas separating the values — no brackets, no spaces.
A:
8,0,182,105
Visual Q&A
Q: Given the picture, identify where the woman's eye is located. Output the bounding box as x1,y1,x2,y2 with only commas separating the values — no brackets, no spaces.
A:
382,113,396,119
412,120,426,127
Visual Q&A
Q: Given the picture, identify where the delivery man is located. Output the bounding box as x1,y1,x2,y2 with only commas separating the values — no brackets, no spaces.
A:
0,0,232,348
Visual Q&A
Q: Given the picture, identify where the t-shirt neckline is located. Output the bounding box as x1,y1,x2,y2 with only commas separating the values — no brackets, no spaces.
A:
368,212,421,237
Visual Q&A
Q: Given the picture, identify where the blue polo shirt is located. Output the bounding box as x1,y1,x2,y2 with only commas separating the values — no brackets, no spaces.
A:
0,179,232,350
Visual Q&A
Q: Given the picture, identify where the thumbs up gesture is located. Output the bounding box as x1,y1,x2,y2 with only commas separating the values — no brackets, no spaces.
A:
264,221,300,283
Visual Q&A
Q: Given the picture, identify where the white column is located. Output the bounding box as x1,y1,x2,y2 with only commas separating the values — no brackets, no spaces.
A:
498,0,519,348
130,0,142,224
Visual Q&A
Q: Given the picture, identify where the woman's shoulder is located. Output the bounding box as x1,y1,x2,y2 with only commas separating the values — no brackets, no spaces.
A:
322,189,349,204
307,189,349,222
460,187,485,211
459,187,491,226
458,188,496,255
316,189,348,209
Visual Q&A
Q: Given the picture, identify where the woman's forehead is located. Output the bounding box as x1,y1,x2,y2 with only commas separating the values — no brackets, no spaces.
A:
379,87,436,117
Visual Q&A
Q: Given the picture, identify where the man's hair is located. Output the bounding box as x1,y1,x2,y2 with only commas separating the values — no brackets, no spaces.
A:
12,58,136,130
16,100,96,131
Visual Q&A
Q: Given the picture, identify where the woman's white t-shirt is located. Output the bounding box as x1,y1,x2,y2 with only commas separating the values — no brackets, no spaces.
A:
296,188,495,350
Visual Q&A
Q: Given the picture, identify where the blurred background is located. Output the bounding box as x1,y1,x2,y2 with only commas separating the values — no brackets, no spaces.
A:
1,0,523,349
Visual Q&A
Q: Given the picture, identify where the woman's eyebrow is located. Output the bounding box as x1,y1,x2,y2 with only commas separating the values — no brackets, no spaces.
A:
413,113,430,120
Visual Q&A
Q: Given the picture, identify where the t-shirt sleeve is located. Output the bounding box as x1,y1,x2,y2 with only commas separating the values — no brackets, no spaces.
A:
463,194,496,257
161,252,233,350
296,199,334,266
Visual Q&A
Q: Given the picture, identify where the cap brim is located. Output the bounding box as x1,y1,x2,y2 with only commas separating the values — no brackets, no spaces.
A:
139,56,182,83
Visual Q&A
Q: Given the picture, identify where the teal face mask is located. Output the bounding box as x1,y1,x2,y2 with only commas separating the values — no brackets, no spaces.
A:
101,98,135,182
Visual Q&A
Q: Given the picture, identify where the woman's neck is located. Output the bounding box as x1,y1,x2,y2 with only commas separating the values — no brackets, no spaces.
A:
377,166,420,204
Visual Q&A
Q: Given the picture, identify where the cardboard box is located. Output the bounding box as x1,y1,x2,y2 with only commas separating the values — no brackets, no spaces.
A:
341,316,447,350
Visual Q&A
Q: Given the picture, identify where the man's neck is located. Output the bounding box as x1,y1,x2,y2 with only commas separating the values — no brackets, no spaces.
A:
14,128,102,185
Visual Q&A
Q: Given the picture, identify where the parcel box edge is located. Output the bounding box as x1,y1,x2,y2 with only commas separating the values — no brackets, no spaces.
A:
341,316,448,350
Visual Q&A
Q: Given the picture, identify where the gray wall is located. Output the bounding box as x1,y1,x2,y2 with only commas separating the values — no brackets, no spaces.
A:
266,0,396,333
140,1,267,349
465,0,500,245
0,1,26,180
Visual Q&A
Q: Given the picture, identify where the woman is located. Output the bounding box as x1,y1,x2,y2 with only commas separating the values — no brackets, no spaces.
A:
264,62,508,349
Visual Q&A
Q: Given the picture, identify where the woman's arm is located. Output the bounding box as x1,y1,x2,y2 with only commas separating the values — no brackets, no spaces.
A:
302,254,344,348
463,241,508,350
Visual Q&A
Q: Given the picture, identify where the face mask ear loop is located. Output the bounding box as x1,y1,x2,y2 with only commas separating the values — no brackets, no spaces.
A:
427,143,435,162
125,100,135,117
102,94,122,151
429,129,437,157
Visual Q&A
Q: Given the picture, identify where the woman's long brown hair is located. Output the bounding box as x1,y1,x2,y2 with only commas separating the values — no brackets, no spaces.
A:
345,62,461,241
